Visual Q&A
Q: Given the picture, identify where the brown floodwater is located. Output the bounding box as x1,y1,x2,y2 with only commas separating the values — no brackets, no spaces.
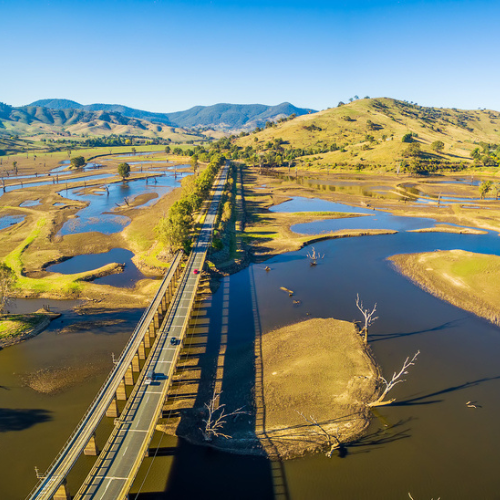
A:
2,201,500,499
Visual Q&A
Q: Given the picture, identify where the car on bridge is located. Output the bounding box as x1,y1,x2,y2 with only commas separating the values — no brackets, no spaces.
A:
144,369,155,385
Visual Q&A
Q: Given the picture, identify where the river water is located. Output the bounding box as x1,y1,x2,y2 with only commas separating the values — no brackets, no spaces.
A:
58,171,188,235
2,194,500,499
47,248,147,288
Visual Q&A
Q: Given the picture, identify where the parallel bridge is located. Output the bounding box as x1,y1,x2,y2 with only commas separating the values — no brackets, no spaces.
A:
28,163,229,500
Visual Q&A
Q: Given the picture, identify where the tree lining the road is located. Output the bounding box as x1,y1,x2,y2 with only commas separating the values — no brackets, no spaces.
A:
155,153,226,252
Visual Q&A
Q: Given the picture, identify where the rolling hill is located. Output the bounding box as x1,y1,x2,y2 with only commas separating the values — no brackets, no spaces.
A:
0,103,200,142
235,97,500,169
28,99,315,130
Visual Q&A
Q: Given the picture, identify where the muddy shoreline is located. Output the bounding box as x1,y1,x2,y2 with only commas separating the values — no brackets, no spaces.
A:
0,311,61,349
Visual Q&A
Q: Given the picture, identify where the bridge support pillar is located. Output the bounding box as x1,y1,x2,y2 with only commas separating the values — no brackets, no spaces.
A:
149,320,157,335
84,433,99,456
125,366,134,385
53,479,70,500
132,353,140,372
154,312,161,330
117,379,128,400
106,396,120,417
138,341,146,360
144,331,152,348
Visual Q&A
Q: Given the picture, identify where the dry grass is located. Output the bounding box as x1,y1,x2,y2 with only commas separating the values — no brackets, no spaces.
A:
390,250,500,326
236,97,500,169
257,318,379,459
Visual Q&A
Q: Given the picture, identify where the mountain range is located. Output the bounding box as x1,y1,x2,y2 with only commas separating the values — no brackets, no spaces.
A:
28,99,315,130
0,102,199,141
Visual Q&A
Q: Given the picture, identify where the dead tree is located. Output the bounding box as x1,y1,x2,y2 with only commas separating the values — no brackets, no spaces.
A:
297,412,341,458
306,246,323,266
201,392,247,441
355,293,378,343
408,494,440,500
368,351,420,407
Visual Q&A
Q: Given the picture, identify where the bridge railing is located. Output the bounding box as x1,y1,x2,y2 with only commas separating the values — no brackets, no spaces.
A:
26,251,183,500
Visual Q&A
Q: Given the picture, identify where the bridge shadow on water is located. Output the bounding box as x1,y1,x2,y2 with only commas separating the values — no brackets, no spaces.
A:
136,267,288,500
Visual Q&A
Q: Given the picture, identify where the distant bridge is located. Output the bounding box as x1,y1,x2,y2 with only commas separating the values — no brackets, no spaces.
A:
27,163,229,500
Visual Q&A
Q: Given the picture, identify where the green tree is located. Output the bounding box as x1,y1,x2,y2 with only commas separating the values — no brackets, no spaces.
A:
191,154,199,173
494,183,500,200
132,147,137,155
155,199,194,252
12,161,18,174
70,156,86,169
431,140,445,153
403,142,421,158
0,263,14,313
470,147,481,160
479,180,492,199
402,133,414,143
165,145,171,154
118,162,131,180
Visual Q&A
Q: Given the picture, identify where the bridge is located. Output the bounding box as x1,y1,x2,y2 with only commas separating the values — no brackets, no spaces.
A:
27,163,229,500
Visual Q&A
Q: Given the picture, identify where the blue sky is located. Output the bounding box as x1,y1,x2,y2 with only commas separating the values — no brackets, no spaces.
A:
1,0,499,112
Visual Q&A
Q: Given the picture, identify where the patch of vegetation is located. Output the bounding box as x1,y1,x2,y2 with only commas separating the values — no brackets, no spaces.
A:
0,314,46,340
155,153,226,252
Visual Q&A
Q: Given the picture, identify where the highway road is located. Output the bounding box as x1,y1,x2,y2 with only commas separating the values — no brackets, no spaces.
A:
75,163,229,499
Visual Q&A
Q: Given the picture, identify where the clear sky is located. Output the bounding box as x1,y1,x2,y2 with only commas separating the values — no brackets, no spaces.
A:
1,0,499,112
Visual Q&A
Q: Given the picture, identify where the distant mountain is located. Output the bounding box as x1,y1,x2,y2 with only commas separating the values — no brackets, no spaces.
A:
167,102,315,129
30,99,84,110
0,102,200,141
28,99,315,130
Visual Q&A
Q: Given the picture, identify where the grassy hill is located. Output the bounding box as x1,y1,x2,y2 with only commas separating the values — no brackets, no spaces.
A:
0,103,201,143
236,98,500,170
28,99,314,131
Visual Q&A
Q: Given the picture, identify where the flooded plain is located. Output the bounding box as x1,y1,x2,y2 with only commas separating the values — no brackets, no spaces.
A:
58,171,188,235
0,214,25,230
47,248,147,287
2,177,500,499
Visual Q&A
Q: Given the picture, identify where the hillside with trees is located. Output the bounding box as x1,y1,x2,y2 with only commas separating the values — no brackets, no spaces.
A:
0,103,201,143
234,97,500,172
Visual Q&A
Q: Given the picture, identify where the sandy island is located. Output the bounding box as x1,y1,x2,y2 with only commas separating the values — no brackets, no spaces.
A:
159,317,380,460
390,249,500,326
